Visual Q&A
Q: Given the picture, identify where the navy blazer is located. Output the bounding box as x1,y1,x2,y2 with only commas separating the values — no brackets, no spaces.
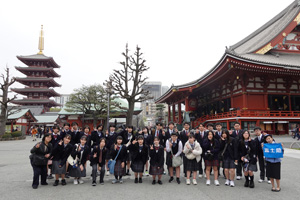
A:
90,146,107,167
90,130,105,147
70,144,90,165
149,145,164,167
203,139,220,160
51,143,73,166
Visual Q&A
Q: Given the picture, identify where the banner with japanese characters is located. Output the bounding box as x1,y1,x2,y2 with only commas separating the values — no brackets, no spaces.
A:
263,143,283,158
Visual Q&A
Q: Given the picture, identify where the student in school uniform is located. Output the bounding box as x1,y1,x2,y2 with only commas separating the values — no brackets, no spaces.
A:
231,122,243,180
90,124,104,148
183,134,202,185
120,125,135,176
110,136,127,184
79,125,92,148
137,127,153,176
90,138,107,186
105,125,119,176
166,132,183,184
219,130,238,187
195,123,206,178
61,123,72,140
203,130,220,186
128,135,149,183
180,122,194,177
51,134,73,186
70,122,81,146
149,136,164,185
263,134,283,192
239,130,257,188
30,133,53,189
47,125,62,179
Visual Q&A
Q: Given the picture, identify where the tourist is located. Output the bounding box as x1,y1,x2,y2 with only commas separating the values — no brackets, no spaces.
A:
30,133,52,189
149,137,164,185
110,136,127,184
203,130,220,186
183,134,202,185
32,126,38,141
166,132,183,184
90,138,107,186
51,134,73,186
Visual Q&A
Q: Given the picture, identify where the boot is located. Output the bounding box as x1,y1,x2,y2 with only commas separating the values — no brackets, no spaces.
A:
244,175,249,187
249,176,254,188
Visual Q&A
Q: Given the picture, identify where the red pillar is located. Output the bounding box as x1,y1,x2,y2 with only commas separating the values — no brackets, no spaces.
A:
178,103,182,124
11,121,14,132
172,104,176,122
168,105,171,122
242,86,247,109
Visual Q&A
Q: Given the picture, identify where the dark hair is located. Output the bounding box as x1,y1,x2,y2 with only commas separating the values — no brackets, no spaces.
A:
215,123,222,126
188,134,195,139
63,122,70,127
242,130,250,140
156,122,163,126
127,125,133,129
97,124,103,129
234,122,240,126
116,136,123,141
143,127,149,134
80,135,87,141
64,134,71,139
71,122,78,126
183,122,190,126
137,135,144,140
207,130,215,147
99,138,106,144
53,125,60,130
254,126,261,131
168,121,174,126
221,129,230,143
109,125,116,128
207,123,214,127
42,133,52,142
84,125,90,130
198,123,204,128
153,136,160,141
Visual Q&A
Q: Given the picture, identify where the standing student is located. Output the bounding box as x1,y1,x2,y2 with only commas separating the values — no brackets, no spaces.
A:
166,132,183,184
48,125,61,179
90,138,107,186
30,133,53,189
69,135,90,185
61,123,72,140
239,130,257,188
180,122,193,177
121,125,135,176
90,124,104,148
138,127,153,176
215,123,223,140
149,137,164,185
105,125,118,176
183,134,202,185
128,135,149,183
70,122,81,145
110,136,127,184
51,134,73,186
203,131,220,186
231,122,243,180
219,130,238,187
79,126,92,148
263,134,283,192
254,126,268,183
195,123,206,178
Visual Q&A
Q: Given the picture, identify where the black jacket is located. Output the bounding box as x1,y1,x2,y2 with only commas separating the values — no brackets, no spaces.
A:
70,144,90,166
78,132,92,147
180,130,194,147
90,146,107,167
219,138,238,160
254,135,264,157
203,139,220,160
128,143,149,164
149,145,164,167
51,133,63,148
51,143,73,166
106,132,119,150
120,130,135,145
90,130,105,147
30,142,53,165
231,129,243,140
110,144,127,162
239,140,257,165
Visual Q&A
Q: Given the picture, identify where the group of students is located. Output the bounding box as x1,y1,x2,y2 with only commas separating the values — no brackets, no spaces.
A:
29,121,282,192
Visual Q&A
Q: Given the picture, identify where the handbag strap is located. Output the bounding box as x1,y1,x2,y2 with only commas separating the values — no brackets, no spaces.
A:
221,142,228,157
114,145,123,161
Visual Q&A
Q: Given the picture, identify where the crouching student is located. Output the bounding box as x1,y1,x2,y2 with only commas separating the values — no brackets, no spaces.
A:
183,134,202,185
110,136,127,184
69,135,90,185
264,134,283,192
51,134,73,186
90,138,107,186
128,135,149,183
149,137,164,185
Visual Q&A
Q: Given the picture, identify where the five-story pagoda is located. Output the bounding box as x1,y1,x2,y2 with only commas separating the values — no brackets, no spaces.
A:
12,25,61,112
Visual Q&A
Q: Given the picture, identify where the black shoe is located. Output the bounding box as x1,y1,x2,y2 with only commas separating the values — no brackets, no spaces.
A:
41,182,48,185
152,180,156,185
244,180,249,187
32,185,38,189
92,181,96,186
126,172,131,176
53,180,59,186
61,179,66,186
158,180,163,185
176,178,181,184
134,178,138,183
47,174,54,179
65,173,70,178
249,181,254,188
169,177,174,183
139,178,142,183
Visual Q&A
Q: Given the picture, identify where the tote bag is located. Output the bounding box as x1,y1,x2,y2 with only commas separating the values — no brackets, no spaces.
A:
108,146,122,174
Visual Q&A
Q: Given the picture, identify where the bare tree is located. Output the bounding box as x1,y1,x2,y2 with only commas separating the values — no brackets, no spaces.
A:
108,44,153,126
0,67,17,136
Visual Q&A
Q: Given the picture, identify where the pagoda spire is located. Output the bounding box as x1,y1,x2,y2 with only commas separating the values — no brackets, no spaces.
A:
37,25,44,55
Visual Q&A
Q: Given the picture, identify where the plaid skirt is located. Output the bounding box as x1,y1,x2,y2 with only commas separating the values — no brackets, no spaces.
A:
243,163,258,172
222,158,236,169
205,159,219,167
131,160,144,173
52,160,66,174
114,160,126,176
149,164,164,175
69,166,86,177
186,158,199,171
126,151,132,162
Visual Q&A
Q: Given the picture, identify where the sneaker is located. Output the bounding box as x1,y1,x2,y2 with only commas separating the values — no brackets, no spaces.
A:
92,181,96,186
236,176,241,180
73,179,78,185
119,179,123,184
112,179,119,184
230,180,235,187
61,179,66,186
78,178,84,184
152,180,156,185
163,171,166,175
157,180,162,185
198,174,203,178
214,180,220,186
268,180,271,184
186,179,191,185
145,170,149,176
139,178,142,183
192,179,197,185
206,180,210,185
53,180,59,186
47,174,54,179
225,179,230,186
258,179,264,183
106,171,110,176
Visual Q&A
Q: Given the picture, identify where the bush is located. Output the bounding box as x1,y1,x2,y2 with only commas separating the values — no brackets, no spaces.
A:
1,133,12,139
11,131,22,137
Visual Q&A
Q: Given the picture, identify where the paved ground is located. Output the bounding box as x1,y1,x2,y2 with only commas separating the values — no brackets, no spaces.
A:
1,135,300,200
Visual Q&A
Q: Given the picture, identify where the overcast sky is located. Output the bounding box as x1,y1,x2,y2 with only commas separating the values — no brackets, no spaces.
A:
0,0,290,97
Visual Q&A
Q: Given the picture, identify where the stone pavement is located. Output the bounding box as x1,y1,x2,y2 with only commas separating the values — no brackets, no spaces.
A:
0,135,300,200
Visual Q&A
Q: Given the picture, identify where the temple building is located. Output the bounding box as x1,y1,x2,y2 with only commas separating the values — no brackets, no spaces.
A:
12,25,61,112
156,0,300,135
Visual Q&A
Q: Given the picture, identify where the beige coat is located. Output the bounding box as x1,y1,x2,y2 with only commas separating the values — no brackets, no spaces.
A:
183,141,202,162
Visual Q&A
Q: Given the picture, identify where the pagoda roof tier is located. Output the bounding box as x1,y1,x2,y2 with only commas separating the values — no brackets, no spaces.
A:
15,66,60,77
17,54,60,68
12,99,61,107
15,77,61,87
11,88,60,97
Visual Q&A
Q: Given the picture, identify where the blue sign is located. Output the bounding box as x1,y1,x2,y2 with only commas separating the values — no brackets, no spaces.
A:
263,143,283,158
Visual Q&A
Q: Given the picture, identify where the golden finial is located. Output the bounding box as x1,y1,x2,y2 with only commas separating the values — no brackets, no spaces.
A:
38,25,44,55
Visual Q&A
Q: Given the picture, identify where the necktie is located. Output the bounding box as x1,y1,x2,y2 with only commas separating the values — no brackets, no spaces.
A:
53,134,57,139
99,149,103,164
156,131,158,137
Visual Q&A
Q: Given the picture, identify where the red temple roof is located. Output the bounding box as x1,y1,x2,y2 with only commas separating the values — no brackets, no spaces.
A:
17,54,60,68
15,66,60,78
